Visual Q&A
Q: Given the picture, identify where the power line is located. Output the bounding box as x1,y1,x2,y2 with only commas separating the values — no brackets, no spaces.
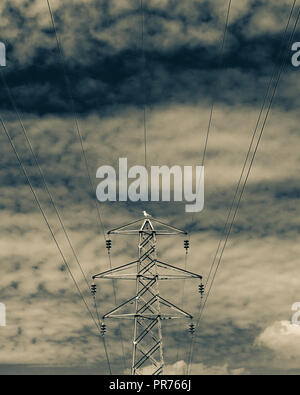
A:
0,70,112,370
202,4,300,329
45,0,127,371
140,0,147,169
0,69,93,299
182,0,233,370
106,248,127,371
201,0,232,167
0,115,112,374
203,0,298,305
187,2,300,374
188,0,233,239
45,0,106,242
189,5,300,374
91,282,112,375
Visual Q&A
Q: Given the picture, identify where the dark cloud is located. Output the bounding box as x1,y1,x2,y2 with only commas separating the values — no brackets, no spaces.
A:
0,0,299,114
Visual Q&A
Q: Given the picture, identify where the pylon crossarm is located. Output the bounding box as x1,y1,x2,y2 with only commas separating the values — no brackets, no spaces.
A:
158,275,198,280
106,314,158,320
110,230,148,235
160,316,191,320
107,218,145,234
137,314,189,319
150,218,187,235
93,260,139,279
92,259,201,280
156,260,202,280
107,217,187,236
138,274,157,281
92,261,157,280
158,295,193,319
97,274,138,280
134,295,193,320
102,296,136,319
97,274,156,280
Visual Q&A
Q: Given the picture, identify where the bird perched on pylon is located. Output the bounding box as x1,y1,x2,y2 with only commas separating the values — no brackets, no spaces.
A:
143,211,151,217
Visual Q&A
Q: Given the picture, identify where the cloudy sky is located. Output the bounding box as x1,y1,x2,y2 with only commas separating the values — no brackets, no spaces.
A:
0,0,300,375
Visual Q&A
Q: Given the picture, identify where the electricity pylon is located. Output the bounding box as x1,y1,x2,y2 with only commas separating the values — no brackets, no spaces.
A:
93,215,202,375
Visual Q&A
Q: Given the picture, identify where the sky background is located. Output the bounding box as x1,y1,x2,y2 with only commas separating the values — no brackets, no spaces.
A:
0,0,300,375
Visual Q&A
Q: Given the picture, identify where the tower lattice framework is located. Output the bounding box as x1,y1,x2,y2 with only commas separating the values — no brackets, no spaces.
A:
93,216,202,375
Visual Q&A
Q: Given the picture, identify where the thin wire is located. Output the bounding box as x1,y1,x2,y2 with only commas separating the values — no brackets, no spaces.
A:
46,0,106,242
92,288,112,375
107,249,127,370
189,0,232,229
0,115,112,375
186,0,233,270
180,251,189,309
189,6,300,374
0,69,93,299
176,248,189,363
185,295,204,375
140,0,147,169
102,336,112,375
46,0,127,372
203,0,298,304
202,5,300,332
187,4,300,374
181,0,233,367
201,0,232,167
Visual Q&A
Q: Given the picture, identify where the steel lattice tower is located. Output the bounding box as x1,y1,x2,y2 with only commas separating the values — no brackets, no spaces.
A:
93,215,202,375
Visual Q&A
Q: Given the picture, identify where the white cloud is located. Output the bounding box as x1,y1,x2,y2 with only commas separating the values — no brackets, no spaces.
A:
255,321,300,359
1,0,295,66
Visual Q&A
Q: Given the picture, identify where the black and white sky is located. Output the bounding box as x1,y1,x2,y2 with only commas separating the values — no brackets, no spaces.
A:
0,0,300,375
